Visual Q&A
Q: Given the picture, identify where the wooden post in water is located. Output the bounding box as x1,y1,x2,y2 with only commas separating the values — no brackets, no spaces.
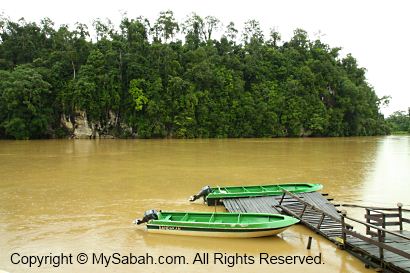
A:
398,203,403,231
307,236,313,249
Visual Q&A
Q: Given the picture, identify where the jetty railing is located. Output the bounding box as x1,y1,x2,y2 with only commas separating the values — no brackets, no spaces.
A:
341,211,410,264
224,189,409,271
364,203,409,236
278,189,410,269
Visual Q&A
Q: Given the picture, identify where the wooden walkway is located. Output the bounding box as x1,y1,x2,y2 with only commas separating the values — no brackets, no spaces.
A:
346,231,410,273
221,190,410,273
279,192,343,242
223,191,343,242
223,196,282,214
341,212,410,273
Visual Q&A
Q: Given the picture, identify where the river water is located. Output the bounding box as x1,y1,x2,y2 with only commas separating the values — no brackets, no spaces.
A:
0,136,409,273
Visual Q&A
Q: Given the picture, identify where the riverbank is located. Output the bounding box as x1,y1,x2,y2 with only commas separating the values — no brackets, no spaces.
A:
391,131,410,135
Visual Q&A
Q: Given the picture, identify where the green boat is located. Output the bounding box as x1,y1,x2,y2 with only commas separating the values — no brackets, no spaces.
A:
189,183,323,205
135,210,299,238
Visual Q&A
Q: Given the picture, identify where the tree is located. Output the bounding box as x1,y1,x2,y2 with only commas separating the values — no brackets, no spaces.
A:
152,10,179,43
0,65,52,139
0,13,390,139
242,19,264,44
182,13,205,48
203,16,221,41
386,111,410,133
224,22,238,42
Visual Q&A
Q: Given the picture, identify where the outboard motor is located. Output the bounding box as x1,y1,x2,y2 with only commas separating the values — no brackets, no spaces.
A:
189,186,212,202
135,209,159,225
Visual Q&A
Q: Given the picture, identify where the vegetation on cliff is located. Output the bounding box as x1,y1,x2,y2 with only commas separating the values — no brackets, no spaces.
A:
0,12,390,139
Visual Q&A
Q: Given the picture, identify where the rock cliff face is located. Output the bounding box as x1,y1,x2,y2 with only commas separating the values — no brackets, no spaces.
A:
61,111,92,139
61,110,126,139
73,111,93,139
60,115,73,132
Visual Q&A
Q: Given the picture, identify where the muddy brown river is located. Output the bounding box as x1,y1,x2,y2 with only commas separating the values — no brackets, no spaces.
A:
0,136,409,272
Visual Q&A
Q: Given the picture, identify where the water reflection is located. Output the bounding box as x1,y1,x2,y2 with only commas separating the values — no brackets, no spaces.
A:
362,136,410,206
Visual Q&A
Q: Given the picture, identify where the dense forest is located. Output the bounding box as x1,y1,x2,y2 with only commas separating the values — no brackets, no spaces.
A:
386,110,410,133
0,11,391,139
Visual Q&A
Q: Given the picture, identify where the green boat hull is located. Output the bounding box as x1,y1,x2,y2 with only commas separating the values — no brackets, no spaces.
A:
145,211,299,238
205,183,323,205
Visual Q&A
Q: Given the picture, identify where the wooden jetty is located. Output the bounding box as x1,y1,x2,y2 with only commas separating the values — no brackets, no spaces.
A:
223,191,344,242
341,206,410,273
222,190,410,273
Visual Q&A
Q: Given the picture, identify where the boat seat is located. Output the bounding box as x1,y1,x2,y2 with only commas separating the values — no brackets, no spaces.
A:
164,215,172,221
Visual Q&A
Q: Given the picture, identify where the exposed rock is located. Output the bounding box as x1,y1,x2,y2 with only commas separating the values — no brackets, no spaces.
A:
60,115,74,131
120,122,133,136
60,110,130,139
90,121,101,139
108,110,118,127
73,111,93,139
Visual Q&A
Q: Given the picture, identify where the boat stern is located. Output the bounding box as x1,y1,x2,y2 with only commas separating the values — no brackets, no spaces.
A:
134,209,159,225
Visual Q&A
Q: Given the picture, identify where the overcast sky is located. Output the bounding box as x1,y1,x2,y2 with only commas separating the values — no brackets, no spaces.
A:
1,0,409,116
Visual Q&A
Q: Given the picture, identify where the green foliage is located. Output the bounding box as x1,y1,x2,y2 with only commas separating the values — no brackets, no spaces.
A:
129,79,148,111
0,13,390,139
0,65,51,139
386,111,410,133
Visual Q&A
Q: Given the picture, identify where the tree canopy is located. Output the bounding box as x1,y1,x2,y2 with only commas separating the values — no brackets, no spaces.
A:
0,12,390,139
386,110,410,133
